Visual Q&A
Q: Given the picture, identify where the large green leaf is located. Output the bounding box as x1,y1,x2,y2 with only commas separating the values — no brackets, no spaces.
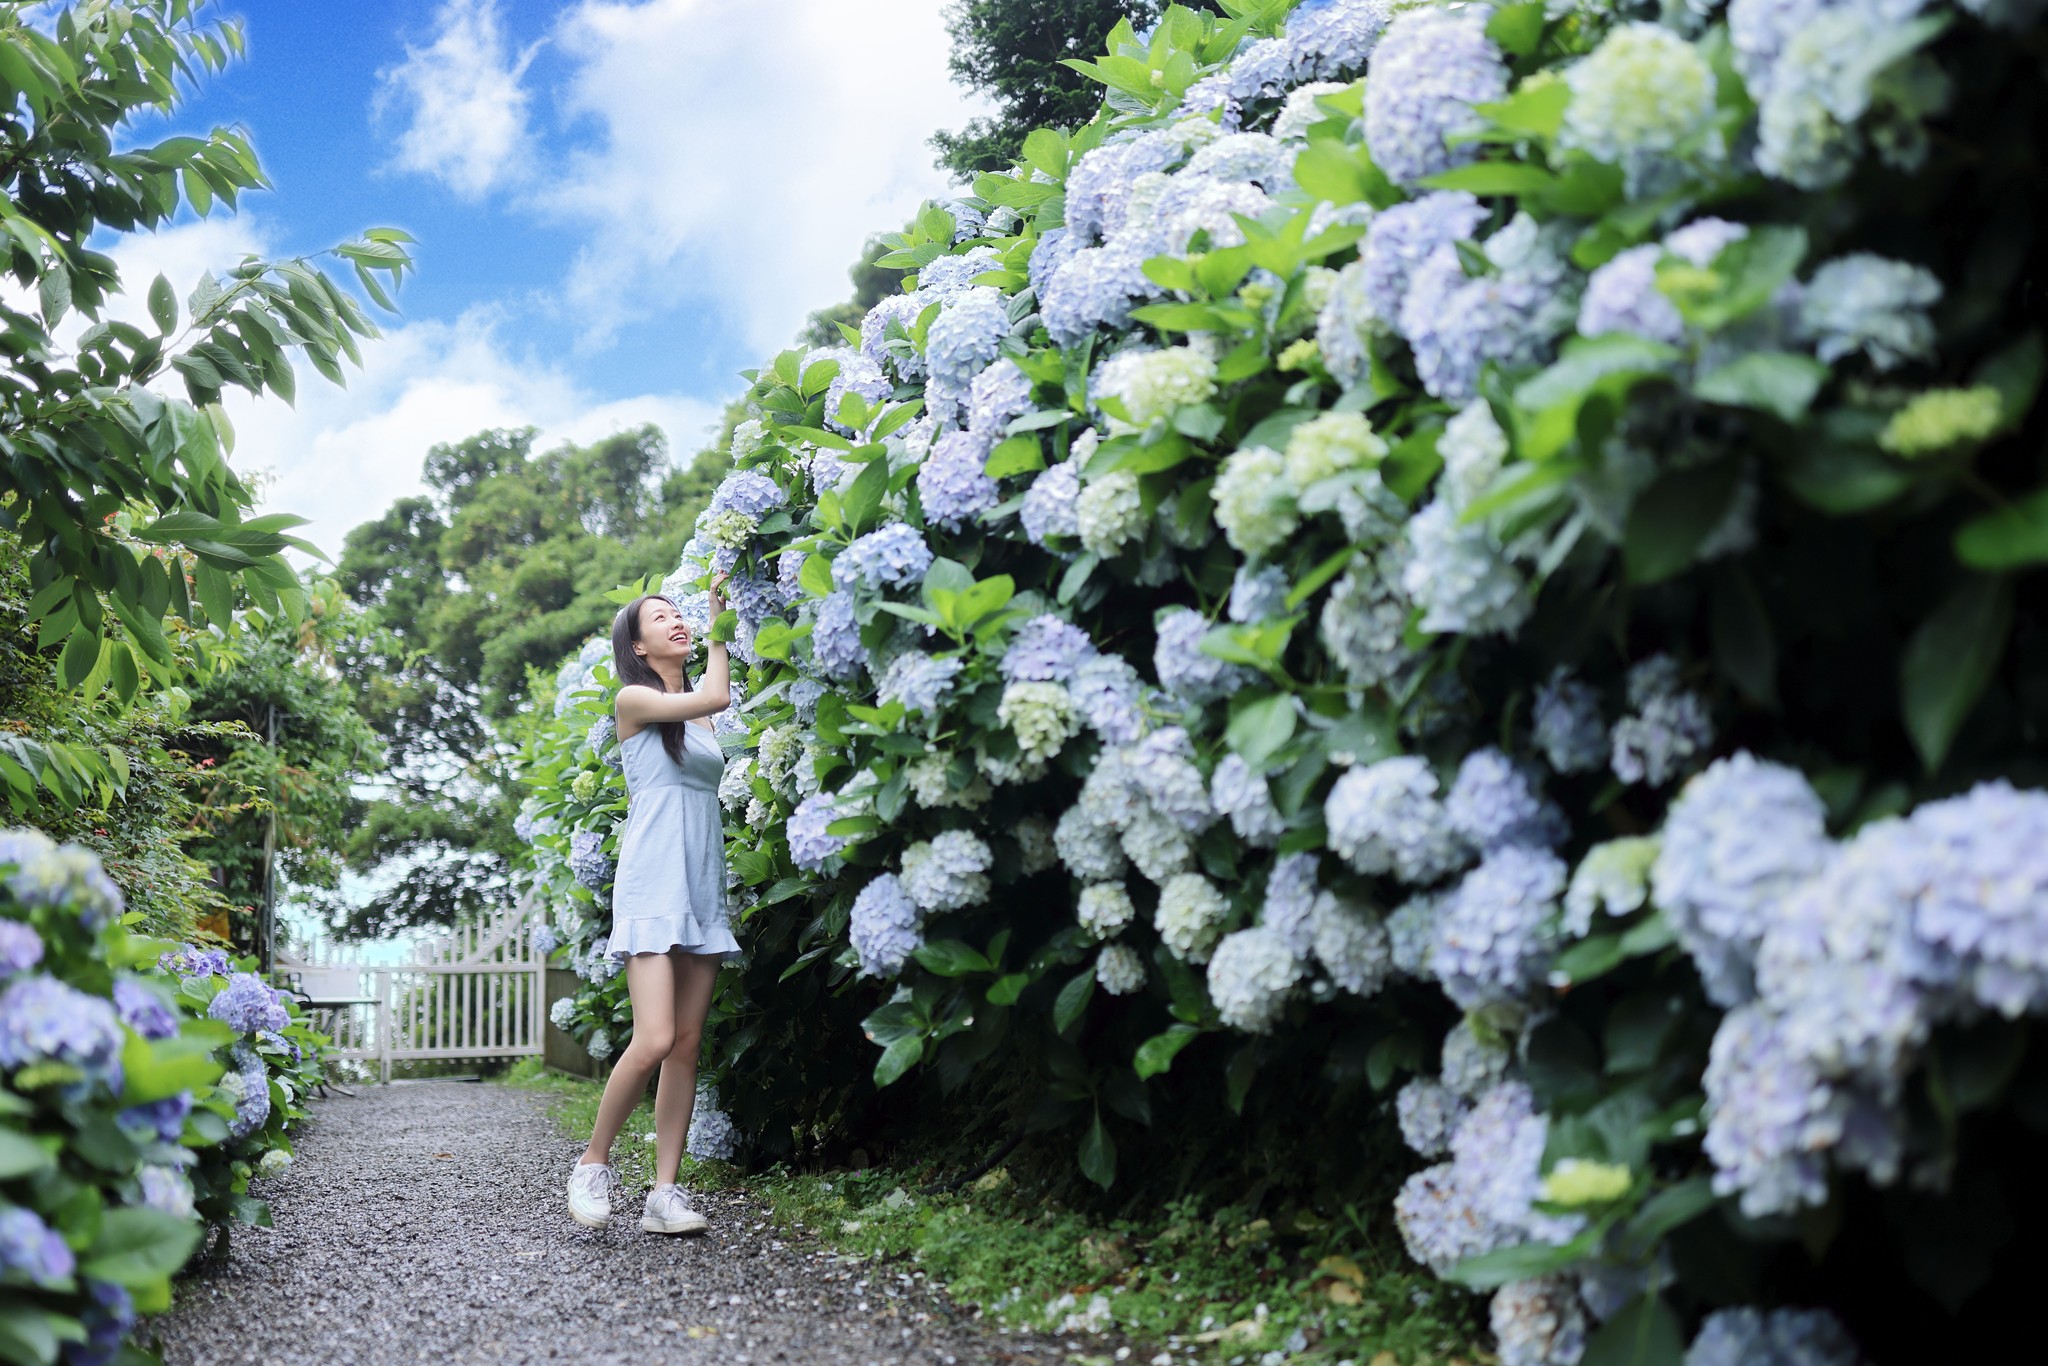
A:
1899,576,2012,771
1623,459,1741,584
1077,1109,1117,1189
79,1207,203,1287
1955,486,2048,570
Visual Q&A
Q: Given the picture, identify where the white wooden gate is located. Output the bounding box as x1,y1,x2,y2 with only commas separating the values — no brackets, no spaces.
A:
276,902,546,1083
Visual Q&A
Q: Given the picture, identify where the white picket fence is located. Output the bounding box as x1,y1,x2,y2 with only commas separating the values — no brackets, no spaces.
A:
276,901,546,1083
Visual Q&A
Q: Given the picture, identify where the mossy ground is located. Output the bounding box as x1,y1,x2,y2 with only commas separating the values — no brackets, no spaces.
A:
505,1060,1483,1364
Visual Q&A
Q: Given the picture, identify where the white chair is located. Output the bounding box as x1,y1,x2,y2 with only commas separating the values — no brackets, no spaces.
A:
281,965,379,1096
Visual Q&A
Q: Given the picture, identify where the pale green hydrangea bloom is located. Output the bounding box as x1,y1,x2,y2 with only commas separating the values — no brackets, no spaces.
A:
1078,470,1147,556
1155,871,1231,963
1563,835,1662,937
1284,411,1390,488
998,681,1082,762
1092,345,1219,433
1879,386,2002,456
702,508,760,549
1211,445,1300,556
1078,881,1138,938
1562,23,1719,188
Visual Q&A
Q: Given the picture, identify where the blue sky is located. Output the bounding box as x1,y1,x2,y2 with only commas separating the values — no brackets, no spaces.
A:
117,0,984,556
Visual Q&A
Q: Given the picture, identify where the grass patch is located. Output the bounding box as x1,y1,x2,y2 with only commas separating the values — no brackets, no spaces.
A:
502,1060,1481,1364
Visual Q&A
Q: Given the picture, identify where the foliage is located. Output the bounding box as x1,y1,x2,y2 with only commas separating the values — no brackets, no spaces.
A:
1,0,412,702
933,0,1181,180
1,831,324,1365
181,580,383,952
514,0,2048,1361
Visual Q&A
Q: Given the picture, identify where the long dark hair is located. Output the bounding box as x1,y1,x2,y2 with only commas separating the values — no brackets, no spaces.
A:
611,595,691,768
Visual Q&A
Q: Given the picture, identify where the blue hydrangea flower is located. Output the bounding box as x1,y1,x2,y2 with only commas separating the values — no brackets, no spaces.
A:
1310,891,1394,997
1701,1002,1852,1216
1579,218,1748,343
1028,227,1081,300
1798,253,1942,371
1399,214,1576,403
843,876,925,970
1327,757,1469,885
567,829,614,891
1126,727,1215,834
1021,459,1082,546
113,978,179,1040
1261,853,1321,961
137,1164,196,1220
1653,754,1833,1007
1386,892,1443,979
207,972,290,1035
1396,1080,1580,1275
1041,243,1156,348
1319,556,1415,688
917,429,999,530
1431,846,1569,1009
1066,132,1186,244
687,1083,741,1161
1002,615,1097,684
115,1090,192,1143
1071,653,1150,744
788,793,851,872
1685,1307,1868,1366
0,829,125,928
1908,782,2048,1018
1153,606,1253,704
860,290,933,382
1365,7,1507,185
922,246,1001,297
1446,748,1567,854
811,591,866,682
1611,655,1714,786
0,1206,75,1286
1211,754,1285,847
224,1041,271,1139
840,524,934,592
1532,670,1608,774
966,358,1036,443
901,830,994,913
1228,564,1290,624
1359,192,1487,328
1208,925,1306,1032
530,924,559,958
159,942,233,978
878,651,964,715
708,469,787,520
0,921,42,976
1397,1077,1469,1159
1402,500,1532,637
1491,1276,1590,1366
823,347,893,432
0,974,125,1090
924,287,1011,414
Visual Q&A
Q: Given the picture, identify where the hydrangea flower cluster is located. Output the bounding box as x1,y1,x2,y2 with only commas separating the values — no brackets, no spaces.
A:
567,829,614,891
207,972,290,1034
901,830,994,913
687,1084,741,1161
0,974,125,1089
0,829,125,927
850,873,923,977
840,523,934,591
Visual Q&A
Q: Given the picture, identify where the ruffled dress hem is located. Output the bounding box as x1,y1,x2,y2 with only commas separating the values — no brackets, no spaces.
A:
606,912,741,962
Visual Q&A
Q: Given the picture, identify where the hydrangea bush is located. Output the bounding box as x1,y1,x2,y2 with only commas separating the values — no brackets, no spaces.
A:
2,832,324,1363
512,1,2048,1359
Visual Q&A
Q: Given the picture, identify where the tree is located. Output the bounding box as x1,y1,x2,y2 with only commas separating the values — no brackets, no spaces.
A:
800,232,909,348
930,0,1166,180
1,2,412,711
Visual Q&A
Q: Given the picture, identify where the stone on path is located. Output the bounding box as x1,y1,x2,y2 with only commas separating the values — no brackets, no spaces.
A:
151,1081,1060,1365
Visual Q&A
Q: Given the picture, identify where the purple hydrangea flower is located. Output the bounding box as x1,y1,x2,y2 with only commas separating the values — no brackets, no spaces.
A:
0,921,42,976
1153,607,1253,704
586,715,622,773
966,358,1035,442
0,1206,75,1286
1532,670,1607,774
1021,461,1082,546
225,1041,271,1139
860,290,933,382
707,469,787,520
1041,244,1156,348
207,972,290,1035
788,793,852,871
1686,1307,1868,1366
1228,564,1290,624
0,974,125,1090
1430,846,1569,1009
159,942,233,979
1071,653,1149,744
0,830,125,928
1359,192,1487,326
917,429,999,530
1446,749,1567,854
825,348,893,432
920,245,1000,297
531,924,559,957
1365,7,1507,185
1002,615,1096,684
567,829,614,891
810,591,866,681
1028,227,1081,301
1908,782,2048,1018
849,872,923,977
118,1091,192,1143
840,524,935,592
1399,215,1576,403
1126,727,1216,834
1579,218,1747,343
1211,754,1286,847
113,978,179,1040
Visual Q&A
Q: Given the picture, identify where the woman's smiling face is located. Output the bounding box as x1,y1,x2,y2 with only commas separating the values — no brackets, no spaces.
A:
635,597,692,666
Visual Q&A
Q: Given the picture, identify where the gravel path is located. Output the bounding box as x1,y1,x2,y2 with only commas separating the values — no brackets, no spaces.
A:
151,1082,1073,1366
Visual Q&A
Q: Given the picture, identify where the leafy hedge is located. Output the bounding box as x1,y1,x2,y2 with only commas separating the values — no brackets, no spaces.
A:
2,833,324,1365
517,0,2048,1361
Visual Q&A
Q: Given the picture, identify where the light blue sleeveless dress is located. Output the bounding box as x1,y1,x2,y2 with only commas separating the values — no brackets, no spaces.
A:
604,721,740,962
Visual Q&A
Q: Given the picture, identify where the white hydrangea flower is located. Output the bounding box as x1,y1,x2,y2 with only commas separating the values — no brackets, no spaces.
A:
1078,470,1147,556
1155,872,1231,963
1208,925,1306,1032
997,681,1081,763
1096,943,1148,996
1077,881,1138,938
1122,804,1196,885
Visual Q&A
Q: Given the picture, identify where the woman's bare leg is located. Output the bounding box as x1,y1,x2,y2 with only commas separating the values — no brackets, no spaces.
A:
580,953,678,1166
651,952,721,1186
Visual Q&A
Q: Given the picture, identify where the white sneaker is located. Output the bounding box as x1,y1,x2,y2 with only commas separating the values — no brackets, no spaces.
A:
640,1184,708,1235
567,1161,613,1228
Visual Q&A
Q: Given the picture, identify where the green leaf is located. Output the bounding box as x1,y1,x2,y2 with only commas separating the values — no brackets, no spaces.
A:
841,460,888,534
873,1035,923,1087
0,1306,78,1366
59,627,99,689
1665,226,1807,333
1225,694,1296,767
1485,0,1546,55
1515,334,1680,461
1710,566,1777,706
1581,1296,1685,1366
1420,162,1559,198
1134,1024,1202,1080
986,973,1031,1006
912,940,993,977
147,273,178,333
1478,79,1571,139
1955,485,2048,570
1053,969,1096,1034
1077,1110,1117,1189
1899,576,2012,771
79,1208,203,1287
985,435,1046,479
798,552,834,597
1693,351,1829,421
1622,458,1742,585
0,1126,55,1179
1444,1230,1602,1288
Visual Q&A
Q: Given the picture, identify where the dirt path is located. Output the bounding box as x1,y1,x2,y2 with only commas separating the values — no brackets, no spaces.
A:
150,1081,1073,1366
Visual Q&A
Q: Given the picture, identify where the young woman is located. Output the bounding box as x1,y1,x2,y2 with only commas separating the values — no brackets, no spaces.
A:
566,577,737,1235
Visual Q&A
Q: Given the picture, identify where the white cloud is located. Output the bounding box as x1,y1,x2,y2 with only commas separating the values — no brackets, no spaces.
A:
541,0,987,354
376,0,538,200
